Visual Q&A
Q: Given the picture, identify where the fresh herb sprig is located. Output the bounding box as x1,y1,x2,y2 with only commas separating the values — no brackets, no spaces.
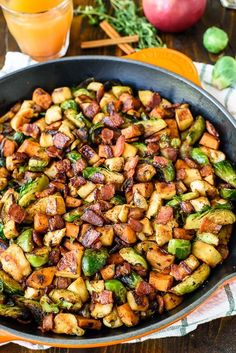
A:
74,0,164,50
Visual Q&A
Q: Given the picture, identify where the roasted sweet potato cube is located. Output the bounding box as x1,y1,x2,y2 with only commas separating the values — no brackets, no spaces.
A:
2,139,16,157
34,213,49,233
173,228,194,240
199,132,220,150
165,119,179,138
66,223,80,238
65,196,82,208
76,317,102,330
114,224,137,244
100,264,116,280
163,293,183,310
117,303,139,327
17,139,41,157
175,159,190,170
149,271,174,292
26,267,56,289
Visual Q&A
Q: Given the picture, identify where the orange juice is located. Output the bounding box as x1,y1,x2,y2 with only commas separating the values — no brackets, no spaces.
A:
1,0,73,61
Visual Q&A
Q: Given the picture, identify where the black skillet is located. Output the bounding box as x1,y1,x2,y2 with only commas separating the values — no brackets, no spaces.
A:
0,56,235,347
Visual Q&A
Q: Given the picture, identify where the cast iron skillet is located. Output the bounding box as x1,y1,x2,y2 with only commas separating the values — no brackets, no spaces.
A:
0,56,235,347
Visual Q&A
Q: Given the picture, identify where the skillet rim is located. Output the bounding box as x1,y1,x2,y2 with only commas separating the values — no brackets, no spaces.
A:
0,55,235,346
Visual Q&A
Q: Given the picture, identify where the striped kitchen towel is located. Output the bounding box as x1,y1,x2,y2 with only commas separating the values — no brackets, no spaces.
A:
0,52,235,349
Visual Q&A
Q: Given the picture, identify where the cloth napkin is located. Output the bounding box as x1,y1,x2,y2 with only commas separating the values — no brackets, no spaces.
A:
0,52,235,350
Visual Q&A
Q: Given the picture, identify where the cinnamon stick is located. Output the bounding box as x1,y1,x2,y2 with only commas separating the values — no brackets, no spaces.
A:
100,20,135,55
81,35,139,49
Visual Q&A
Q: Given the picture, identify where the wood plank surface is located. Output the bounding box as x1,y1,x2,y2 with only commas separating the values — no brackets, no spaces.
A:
0,1,236,353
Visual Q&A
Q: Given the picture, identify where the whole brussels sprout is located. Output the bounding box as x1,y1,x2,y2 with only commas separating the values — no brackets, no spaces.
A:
203,26,228,54
212,56,236,90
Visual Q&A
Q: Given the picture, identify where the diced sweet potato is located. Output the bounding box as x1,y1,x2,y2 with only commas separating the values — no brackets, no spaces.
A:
17,140,41,157
114,224,137,244
26,267,56,289
2,139,16,157
100,264,115,280
76,317,102,330
199,132,220,150
175,159,190,170
66,223,80,238
149,271,174,292
173,228,194,240
117,303,139,327
165,119,179,138
34,213,49,233
65,196,82,208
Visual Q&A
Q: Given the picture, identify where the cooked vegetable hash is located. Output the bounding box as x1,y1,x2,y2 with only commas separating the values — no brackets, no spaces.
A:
0,80,235,336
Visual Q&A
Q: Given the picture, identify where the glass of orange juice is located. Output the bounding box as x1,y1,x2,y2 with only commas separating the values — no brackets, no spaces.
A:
0,0,73,61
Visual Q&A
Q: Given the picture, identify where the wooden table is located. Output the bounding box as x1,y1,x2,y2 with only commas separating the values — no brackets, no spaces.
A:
0,0,236,352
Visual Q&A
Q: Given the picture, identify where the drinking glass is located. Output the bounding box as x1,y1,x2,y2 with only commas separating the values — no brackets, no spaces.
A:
1,0,73,61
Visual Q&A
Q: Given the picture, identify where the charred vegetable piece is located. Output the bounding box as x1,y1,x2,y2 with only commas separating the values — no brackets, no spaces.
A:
53,313,85,336
185,208,236,229
185,116,206,145
40,295,59,314
105,279,127,304
220,188,236,200
25,247,49,268
83,167,102,179
0,270,23,295
61,100,77,111
192,241,222,267
167,191,199,207
119,248,148,269
132,142,148,157
0,304,29,319
168,239,191,260
162,162,175,182
16,228,34,253
49,289,82,310
171,263,210,295
63,207,83,222
135,119,167,137
13,131,25,144
110,195,126,205
82,249,109,277
121,272,142,289
19,175,49,207
191,148,209,166
0,244,32,282
67,151,81,163
28,157,49,172
213,160,236,188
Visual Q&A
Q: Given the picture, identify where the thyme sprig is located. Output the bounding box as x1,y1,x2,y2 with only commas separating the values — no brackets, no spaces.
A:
74,0,165,50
